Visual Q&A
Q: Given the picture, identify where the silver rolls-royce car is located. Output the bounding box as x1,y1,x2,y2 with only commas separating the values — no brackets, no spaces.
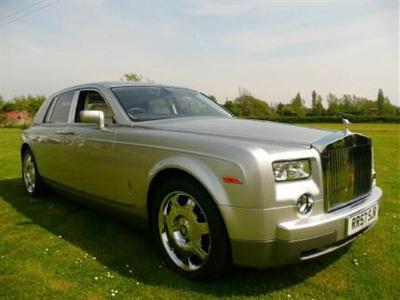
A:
21,82,381,280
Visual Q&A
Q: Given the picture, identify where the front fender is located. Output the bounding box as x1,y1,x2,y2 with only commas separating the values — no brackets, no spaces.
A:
148,155,231,206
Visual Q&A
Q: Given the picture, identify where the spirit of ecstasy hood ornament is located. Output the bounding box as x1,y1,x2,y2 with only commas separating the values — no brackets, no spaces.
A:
343,118,351,135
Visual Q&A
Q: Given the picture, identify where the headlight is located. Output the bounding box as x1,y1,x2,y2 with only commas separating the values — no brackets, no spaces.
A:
272,159,311,182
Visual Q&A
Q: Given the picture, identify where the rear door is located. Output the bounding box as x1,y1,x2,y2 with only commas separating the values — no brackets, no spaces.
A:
61,89,117,201
32,91,75,183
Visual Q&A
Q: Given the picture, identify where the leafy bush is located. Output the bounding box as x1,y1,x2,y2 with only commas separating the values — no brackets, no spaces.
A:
222,89,399,120
0,95,45,113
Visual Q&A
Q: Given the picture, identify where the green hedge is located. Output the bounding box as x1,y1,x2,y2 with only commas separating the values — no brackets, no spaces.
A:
246,115,400,123
0,123,30,129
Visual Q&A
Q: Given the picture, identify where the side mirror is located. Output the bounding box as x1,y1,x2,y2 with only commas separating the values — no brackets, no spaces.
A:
80,110,105,129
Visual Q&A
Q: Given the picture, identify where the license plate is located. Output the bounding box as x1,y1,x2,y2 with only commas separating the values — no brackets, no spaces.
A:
347,204,379,236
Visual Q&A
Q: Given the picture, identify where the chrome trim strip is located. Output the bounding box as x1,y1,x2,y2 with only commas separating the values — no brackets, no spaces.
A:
67,91,80,123
312,131,370,153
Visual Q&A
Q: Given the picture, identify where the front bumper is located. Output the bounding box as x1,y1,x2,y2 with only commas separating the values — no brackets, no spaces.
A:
221,187,382,268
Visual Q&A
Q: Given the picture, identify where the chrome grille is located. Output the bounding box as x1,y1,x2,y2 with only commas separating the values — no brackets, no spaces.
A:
321,134,372,211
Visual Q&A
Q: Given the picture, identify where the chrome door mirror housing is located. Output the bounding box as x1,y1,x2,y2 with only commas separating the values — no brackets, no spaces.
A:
80,110,105,129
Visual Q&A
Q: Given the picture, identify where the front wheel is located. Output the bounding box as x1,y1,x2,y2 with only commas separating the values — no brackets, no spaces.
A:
151,177,231,281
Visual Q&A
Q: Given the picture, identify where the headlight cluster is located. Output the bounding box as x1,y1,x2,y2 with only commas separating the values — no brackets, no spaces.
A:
272,159,311,182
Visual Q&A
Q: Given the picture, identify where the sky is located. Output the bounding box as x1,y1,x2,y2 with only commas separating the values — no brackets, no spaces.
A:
0,0,399,106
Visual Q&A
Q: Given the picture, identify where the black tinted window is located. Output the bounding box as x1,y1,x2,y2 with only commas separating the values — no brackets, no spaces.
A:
48,92,74,123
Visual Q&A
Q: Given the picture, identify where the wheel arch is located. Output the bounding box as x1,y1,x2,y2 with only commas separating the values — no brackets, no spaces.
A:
20,142,32,158
21,142,41,175
147,157,230,212
146,156,231,237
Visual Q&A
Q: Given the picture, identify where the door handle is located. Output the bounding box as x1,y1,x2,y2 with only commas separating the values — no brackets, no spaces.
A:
56,130,75,135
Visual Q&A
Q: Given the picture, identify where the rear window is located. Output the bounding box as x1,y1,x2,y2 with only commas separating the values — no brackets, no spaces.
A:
48,92,74,123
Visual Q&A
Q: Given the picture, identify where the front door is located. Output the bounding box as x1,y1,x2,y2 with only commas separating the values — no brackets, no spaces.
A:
62,90,117,201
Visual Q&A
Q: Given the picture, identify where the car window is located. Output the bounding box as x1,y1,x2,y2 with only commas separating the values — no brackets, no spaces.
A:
112,86,231,121
173,93,213,115
75,90,115,125
43,96,58,123
148,98,172,114
48,91,74,123
111,87,174,121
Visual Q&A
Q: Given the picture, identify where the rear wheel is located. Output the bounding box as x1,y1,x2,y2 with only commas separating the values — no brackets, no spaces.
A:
151,177,231,281
22,149,45,197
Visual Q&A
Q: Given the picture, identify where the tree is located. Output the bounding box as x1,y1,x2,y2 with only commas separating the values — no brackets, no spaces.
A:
377,89,385,113
13,95,45,113
121,71,154,83
327,93,340,115
223,100,241,116
121,72,143,82
208,95,217,103
0,95,45,113
357,98,377,115
290,92,306,116
310,90,325,115
276,103,285,115
313,95,325,115
223,88,272,118
381,98,397,115
1,101,15,112
0,95,4,111
342,94,353,112
312,90,317,104
280,105,297,116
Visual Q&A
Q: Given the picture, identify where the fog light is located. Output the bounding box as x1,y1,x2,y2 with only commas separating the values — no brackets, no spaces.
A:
297,194,313,215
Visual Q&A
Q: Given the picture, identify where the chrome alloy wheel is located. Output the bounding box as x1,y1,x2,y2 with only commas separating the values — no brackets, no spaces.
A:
158,191,211,271
23,153,36,193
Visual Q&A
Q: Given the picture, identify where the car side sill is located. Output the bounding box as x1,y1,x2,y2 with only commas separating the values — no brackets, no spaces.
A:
43,177,134,208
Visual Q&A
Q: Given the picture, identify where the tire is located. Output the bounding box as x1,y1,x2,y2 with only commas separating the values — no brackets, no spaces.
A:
22,148,45,197
151,177,231,281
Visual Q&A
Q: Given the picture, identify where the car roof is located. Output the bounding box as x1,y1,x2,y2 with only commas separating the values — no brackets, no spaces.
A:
58,81,194,93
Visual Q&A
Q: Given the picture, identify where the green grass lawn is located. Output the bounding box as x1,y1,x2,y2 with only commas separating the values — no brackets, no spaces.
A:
0,124,399,299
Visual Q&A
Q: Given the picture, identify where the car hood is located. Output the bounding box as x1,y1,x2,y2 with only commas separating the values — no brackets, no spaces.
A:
138,117,335,147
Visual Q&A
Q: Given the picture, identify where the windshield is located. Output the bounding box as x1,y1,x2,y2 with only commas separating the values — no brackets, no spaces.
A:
111,86,232,121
